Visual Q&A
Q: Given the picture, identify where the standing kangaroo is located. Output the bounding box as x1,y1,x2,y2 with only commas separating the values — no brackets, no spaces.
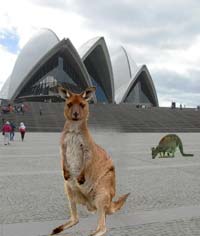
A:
51,86,129,236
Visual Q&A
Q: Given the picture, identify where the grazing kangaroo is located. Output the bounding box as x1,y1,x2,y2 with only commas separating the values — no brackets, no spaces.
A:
151,134,194,159
51,86,129,236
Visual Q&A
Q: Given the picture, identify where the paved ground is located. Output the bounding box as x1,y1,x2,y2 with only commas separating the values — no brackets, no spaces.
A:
0,132,200,236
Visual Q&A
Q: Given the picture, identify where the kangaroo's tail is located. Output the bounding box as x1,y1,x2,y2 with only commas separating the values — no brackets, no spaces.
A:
107,193,130,215
178,138,194,156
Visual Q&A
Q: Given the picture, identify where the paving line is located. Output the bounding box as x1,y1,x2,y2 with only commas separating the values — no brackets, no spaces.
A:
126,162,200,170
0,170,61,177
0,153,58,158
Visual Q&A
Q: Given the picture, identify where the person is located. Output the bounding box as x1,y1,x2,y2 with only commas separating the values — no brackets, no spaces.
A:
19,122,26,141
171,102,176,109
2,106,9,114
2,121,12,145
39,106,42,116
8,104,14,113
1,118,5,126
21,103,24,115
10,122,16,141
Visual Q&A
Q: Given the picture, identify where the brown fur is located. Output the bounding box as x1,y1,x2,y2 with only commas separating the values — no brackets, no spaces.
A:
51,87,129,236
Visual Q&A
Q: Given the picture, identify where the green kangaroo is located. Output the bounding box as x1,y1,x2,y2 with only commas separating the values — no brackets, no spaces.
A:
151,134,194,159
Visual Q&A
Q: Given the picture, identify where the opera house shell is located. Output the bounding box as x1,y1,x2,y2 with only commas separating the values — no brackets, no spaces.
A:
0,29,159,106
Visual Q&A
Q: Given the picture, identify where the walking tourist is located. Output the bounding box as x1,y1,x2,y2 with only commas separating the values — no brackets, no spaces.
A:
20,103,25,115
39,106,42,116
2,121,12,145
10,121,16,141
19,122,26,142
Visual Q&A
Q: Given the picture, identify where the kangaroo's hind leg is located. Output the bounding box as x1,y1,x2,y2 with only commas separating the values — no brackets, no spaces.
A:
89,192,110,236
51,183,79,235
90,169,115,236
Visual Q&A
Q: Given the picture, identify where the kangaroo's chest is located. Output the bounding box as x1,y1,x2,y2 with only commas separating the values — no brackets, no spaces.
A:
64,132,84,177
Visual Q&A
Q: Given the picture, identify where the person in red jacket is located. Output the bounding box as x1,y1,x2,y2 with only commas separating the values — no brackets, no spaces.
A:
2,121,12,145
19,122,26,141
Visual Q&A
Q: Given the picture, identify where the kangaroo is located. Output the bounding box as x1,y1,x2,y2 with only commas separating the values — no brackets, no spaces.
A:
51,86,129,236
151,134,194,159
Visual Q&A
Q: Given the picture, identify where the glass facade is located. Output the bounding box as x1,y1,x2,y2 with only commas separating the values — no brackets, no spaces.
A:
90,77,107,102
140,75,154,104
124,71,154,105
84,58,108,102
124,86,137,103
17,55,86,100
83,45,111,103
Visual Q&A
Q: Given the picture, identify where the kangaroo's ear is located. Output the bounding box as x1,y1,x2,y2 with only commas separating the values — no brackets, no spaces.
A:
81,87,96,101
58,86,72,100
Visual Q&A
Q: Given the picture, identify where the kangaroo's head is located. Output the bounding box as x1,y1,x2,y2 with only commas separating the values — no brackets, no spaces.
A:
151,147,157,159
58,86,96,122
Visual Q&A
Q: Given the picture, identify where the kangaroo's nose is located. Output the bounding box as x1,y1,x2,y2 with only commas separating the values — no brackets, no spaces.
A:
73,112,78,118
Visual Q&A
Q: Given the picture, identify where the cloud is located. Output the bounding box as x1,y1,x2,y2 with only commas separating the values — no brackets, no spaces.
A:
69,0,200,47
151,69,200,107
0,45,16,89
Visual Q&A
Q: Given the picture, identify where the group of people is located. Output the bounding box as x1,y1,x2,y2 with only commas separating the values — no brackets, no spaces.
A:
1,121,26,145
1,103,26,114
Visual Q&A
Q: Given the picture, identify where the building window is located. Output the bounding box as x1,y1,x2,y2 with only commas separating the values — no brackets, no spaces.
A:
91,77,107,103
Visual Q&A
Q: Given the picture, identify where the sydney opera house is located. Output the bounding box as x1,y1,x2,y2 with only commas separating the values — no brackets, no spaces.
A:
0,29,159,106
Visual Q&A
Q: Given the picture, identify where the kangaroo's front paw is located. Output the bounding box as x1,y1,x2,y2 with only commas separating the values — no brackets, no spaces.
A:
77,173,85,185
63,169,70,181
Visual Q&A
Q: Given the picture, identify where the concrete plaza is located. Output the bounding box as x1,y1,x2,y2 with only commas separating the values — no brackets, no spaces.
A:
0,132,200,236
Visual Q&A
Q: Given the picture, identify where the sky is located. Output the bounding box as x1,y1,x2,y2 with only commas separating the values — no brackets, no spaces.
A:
0,0,200,107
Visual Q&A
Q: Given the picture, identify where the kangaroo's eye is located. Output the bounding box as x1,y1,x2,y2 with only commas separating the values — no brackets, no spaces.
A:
67,102,73,108
80,103,85,108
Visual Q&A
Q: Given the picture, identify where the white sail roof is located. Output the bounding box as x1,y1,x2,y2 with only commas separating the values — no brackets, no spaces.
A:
7,29,60,99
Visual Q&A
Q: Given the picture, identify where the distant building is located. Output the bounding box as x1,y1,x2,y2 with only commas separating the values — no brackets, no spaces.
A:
0,29,159,106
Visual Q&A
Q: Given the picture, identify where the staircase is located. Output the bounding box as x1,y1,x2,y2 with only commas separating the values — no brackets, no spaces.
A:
1,103,200,132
